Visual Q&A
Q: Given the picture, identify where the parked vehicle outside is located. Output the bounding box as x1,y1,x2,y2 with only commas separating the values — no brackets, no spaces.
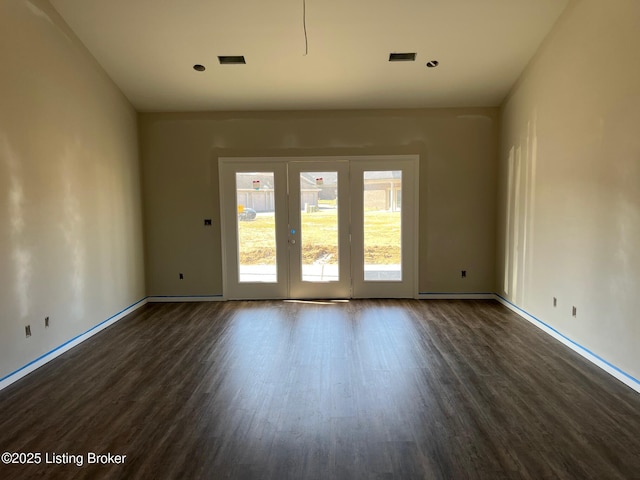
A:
238,207,257,221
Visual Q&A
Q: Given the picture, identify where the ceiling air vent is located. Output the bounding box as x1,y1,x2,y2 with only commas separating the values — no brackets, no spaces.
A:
389,52,416,62
218,55,246,65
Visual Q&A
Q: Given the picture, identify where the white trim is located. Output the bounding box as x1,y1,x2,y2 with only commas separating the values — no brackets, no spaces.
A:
0,298,148,392
413,160,420,299
418,293,497,299
495,296,640,394
147,295,225,303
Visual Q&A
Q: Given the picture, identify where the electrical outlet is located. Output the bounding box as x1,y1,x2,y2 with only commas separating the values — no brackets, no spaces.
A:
179,273,184,280
553,297,557,307
461,270,467,278
572,306,577,317
25,325,31,337
45,316,50,328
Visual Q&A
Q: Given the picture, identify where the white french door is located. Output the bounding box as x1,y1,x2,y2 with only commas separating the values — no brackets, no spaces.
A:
288,161,351,298
350,157,418,298
219,156,418,299
219,161,289,299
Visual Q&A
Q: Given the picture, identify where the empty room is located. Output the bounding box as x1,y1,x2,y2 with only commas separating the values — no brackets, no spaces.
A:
1,0,639,478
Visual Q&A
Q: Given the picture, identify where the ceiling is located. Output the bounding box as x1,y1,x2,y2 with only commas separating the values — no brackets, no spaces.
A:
49,0,569,112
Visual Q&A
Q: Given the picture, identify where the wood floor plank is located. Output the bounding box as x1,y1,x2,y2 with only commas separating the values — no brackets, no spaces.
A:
0,299,639,479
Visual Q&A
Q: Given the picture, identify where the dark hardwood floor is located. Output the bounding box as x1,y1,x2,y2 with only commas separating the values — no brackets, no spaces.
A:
0,299,639,479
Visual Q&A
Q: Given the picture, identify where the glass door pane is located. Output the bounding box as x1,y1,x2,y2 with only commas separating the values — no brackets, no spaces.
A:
363,170,402,281
236,172,277,283
300,172,339,282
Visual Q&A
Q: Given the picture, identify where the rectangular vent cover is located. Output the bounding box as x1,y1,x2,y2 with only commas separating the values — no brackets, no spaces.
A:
389,52,416,62
218,55,246,65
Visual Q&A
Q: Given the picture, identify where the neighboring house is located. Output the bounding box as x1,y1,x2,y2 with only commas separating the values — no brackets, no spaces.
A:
235,171,401,212
235,172,321,212
364,171,402,211
236,173,276,213
300,172,338,201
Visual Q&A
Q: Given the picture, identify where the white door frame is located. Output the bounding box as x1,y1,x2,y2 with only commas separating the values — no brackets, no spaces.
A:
219,155,419,299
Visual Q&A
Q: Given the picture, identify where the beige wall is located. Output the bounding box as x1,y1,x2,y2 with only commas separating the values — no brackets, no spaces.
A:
139,108,498,296
498,0,640,381
0,0,145,379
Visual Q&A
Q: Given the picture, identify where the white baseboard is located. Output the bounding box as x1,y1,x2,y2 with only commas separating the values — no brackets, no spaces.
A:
418,292,497,300
0,297,148,392
147,295,225,302
495,295,640,394
3,294,637,396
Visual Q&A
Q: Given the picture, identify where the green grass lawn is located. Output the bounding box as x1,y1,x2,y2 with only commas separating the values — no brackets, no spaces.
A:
238,209,401,264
